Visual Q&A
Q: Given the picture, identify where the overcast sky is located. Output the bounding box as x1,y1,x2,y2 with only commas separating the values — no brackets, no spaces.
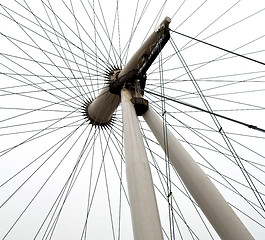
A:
0,0,265,239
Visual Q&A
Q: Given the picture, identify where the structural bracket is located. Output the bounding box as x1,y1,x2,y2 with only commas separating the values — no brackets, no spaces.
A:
130,97,149,116
138,30,170,76
109,69,146,96
109,27,170,96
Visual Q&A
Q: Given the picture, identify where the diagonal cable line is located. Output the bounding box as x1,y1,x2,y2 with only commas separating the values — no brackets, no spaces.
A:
139,121,211,239
179,5,265,52
39,124,96,240
13,0,110,68
175,0,208,31
0,3,108,74
169,29,265,67
23,0,87,102
44,0,88,101
0,119,88,239
145,89,265,133
164,37,265,210
178,0,242,50
3,5,86,104
147,90,265,177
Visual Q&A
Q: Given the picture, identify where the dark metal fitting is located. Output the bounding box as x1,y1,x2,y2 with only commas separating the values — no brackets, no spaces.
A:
130,97,149,116
109,69,146,96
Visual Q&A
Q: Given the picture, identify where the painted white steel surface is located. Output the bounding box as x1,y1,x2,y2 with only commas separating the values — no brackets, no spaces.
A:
121,88,164,240
143,106,254,240
87,86,120,124
119,17,171,77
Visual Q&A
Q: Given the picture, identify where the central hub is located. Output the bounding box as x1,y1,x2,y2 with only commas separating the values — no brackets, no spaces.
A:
82,66,121,127
84,17,171,126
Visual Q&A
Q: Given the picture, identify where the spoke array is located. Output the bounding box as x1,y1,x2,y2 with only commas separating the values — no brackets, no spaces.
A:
0,1,265,240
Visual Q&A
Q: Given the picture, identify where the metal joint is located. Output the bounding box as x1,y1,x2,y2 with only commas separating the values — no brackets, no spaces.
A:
130,97,149,116
130,80,149,116
109,30,169,97
109,69,146,95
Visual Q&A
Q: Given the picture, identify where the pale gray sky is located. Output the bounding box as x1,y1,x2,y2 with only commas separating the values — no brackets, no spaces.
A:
0,0,265,239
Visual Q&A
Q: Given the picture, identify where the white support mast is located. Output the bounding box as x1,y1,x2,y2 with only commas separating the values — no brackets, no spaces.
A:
143,106,254,240
121,88,163,240
85,17,171,239
84,15,254,239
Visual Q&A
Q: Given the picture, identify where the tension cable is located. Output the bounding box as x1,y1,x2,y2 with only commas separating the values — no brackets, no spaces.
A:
144,89,265,133
169,29,265,67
